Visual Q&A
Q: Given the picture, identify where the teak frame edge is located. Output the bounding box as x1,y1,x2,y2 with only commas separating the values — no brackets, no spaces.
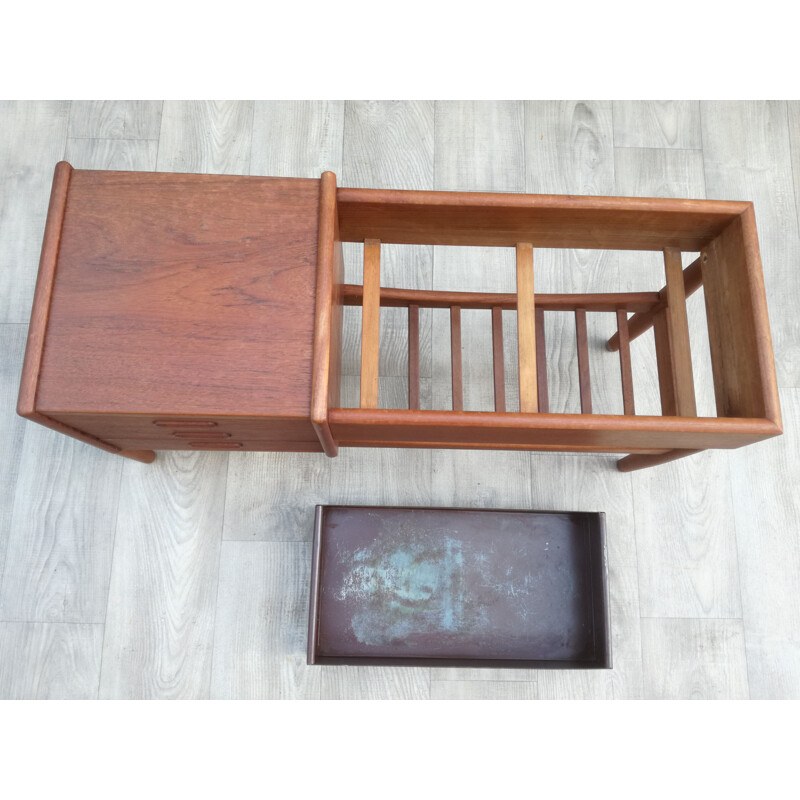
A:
16,161,155,464
700,205,782,430
310,170,343,456
335,185,751,250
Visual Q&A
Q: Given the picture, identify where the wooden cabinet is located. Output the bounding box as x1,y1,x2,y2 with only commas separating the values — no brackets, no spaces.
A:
19,164,323,462
18,163,782,471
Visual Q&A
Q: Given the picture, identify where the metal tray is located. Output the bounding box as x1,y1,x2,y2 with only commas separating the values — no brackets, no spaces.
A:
308,505,611,669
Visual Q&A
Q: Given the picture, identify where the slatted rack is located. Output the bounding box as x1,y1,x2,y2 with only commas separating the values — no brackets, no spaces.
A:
311,172,782,471
341,251,705,420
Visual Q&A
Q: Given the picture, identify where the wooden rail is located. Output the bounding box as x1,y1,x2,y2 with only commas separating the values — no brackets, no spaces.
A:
491,306,505,413
408,304,420,410
343,285,659,312
450,306,463,411
606,255,703,351
616,309,635,415
575,309,592,414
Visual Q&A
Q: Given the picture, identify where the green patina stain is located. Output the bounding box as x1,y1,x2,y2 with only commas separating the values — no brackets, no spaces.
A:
337,533,468,646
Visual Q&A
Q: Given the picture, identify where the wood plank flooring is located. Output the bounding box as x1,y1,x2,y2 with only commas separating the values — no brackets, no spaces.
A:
1,101,798,699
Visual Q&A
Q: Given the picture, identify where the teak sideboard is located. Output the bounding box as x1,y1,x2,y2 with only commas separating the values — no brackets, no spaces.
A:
18,163,782,471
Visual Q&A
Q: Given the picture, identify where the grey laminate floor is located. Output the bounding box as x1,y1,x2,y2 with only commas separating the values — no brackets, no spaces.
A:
1,100,798,699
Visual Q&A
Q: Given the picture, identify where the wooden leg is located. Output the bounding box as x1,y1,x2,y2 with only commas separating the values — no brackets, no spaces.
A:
120,449,157,464
617,449,702,472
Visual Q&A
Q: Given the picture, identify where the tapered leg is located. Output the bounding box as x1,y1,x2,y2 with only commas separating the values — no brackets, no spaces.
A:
617,449,702,472
120,449,157,464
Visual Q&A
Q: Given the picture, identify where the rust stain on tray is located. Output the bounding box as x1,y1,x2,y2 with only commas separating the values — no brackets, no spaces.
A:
338,533,468,645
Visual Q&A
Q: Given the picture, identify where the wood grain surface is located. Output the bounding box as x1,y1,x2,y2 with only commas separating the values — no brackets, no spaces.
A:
342,285,660,312
631,448,742,618
612,101,701,149
223,452,331,541
0,424,123,623
329,407,775,452
211,542,319,699
431,680,538,700
0,101,70,323
607,565,644,699
662,247,697,416
641,618,749,699
448,306,463,410
616,309,635,414
702,212,777,420
408,304,421,409
491,306,506,412
36,170,320,421
0,622,103,699
0,326,27,589
516,243,538,412
251,101,344,178
68,101,163,140
728,389,800,698
360,239,381,408
99,452,227,699
157,101,253,174
790,102,800,256
310,170,341,455
337,186,741,250
64,137,158,171
574,308,592,414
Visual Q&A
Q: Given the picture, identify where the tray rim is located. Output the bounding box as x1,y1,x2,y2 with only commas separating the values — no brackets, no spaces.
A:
308,504,611,669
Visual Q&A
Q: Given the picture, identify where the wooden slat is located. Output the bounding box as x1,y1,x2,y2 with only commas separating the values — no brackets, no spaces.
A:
653,309,678,416
617,449,702,472
535,308,549,414
575,309,592,414
450,306,463,411
606,255,703,351
663,247,697,416
359,238,381,409
516,243,538,413
616,309,635,415
342,284,660,313
408,304,420,410
491,306,505,413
